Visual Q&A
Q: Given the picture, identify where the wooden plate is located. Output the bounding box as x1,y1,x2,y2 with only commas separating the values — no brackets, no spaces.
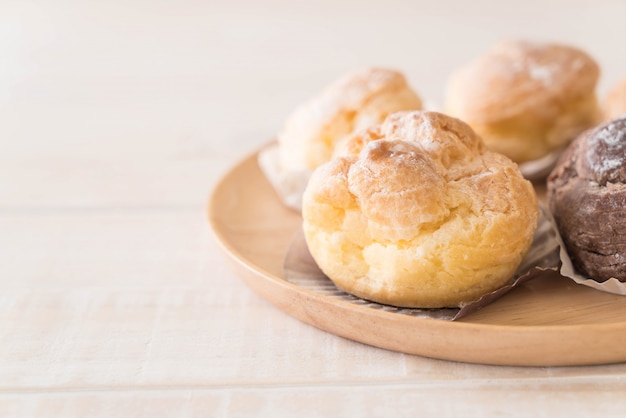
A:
208,145,626,366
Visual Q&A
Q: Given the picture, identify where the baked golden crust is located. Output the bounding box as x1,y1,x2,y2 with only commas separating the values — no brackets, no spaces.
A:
445,40,600,163
277,68,422,173
302,111,539,308
604,76,626,121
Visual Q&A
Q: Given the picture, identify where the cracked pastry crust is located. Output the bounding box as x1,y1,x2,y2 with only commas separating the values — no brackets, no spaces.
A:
445,40,601,163
277,67,422,174
302,111,539,308
547,116,626,282
604,76,626,121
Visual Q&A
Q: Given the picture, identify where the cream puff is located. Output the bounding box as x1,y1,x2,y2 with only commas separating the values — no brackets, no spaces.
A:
445,40,601,164
547,116,626,282
302,111,539,308
260,68,423,210
277,67,423,174
604,76,626,121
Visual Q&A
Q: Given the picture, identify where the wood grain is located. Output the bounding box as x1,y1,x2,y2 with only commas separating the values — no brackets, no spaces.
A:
2,380,626,418
5,0,626,414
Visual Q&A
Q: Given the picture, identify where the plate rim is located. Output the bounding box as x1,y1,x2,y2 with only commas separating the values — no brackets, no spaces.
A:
207,143,626,366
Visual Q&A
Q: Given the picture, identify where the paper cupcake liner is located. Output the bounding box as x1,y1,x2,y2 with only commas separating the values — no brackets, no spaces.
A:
545,210,626,295
258,143,309,212
284,209,561,321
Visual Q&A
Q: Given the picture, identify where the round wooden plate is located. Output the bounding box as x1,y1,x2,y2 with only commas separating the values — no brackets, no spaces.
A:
208,146,626,366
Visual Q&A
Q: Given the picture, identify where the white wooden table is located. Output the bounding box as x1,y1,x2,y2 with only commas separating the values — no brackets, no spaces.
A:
3,1,626,416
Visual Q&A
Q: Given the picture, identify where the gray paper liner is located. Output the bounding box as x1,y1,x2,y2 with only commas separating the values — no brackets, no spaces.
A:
284,208,561,321
545,210,626,295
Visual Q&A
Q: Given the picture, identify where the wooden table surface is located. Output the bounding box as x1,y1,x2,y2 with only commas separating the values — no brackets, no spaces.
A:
3,1,626,416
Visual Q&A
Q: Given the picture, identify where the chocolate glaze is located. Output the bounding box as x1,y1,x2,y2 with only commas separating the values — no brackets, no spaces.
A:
548,116,626,282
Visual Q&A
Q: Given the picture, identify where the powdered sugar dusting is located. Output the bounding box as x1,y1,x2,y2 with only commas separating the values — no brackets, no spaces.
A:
528,63,556,85
595,122,623,147
415,115,439,151
594,156,623,174
491,40,559,86
583,118,626,184
388,140,412,153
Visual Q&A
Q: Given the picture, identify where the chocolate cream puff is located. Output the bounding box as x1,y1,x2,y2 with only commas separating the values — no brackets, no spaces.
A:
547,116,626,282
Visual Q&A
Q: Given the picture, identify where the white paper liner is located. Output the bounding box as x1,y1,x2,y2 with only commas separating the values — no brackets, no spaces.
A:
257,144,310,212
284,209,561,320
546,210,626,295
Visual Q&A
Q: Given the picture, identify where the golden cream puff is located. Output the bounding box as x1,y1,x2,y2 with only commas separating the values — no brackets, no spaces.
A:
302,111,539,308
445,40,600,164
